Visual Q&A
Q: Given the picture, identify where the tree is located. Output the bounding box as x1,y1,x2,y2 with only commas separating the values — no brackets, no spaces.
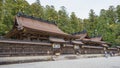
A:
89,9,96,22
44,5,58,21
0,0,120,46
87,9,98,37
30,2,44,18
36,0,41,5
57,6,71,33
114,24,120,45
0,0,31,35
106,6,117,24
116,5,120,23
70,12,82,33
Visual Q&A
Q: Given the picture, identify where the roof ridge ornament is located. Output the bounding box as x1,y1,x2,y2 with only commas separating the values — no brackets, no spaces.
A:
71,30,87,35
17,12,24,17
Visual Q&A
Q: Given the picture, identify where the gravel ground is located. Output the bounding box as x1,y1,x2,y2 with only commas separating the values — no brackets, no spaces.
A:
0,56,120,68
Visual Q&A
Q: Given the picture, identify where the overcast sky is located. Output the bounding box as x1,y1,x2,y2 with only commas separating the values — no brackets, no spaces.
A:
26,0,120,19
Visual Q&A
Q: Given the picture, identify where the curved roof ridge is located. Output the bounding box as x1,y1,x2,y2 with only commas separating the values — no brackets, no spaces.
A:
17,12,57,25
90,36,102,41
5,12,80,39
16,16,67,35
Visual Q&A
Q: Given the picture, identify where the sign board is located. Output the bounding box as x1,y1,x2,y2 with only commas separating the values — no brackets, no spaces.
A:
53,44,61,48
104,47,106,50
74,45,80,49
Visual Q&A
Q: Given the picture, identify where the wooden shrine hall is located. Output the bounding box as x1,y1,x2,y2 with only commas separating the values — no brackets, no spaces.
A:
72,30,118,54
0,13,81,56
0,13,119,57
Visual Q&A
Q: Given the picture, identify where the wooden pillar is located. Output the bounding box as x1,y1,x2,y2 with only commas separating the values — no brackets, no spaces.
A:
81,45,85,54
117,48,120,54
27,33,31,41
37,34,40,41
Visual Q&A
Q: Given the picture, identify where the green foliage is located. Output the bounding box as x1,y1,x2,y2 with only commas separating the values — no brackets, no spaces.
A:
116,5,120,23
44,5,58,21
0,0,119,46
0,0,30,35
30,2,44,18
70,12,81,33
57,6,71,33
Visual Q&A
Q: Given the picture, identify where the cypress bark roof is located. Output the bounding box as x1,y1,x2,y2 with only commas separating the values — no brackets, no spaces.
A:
16,16,66,35
71,40,83,45
0,39,51,46
73,30,89,40
5,14,79,39
49,37,66,43
90,36,102,41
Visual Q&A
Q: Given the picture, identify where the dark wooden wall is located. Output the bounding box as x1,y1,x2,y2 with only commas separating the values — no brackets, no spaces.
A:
0,43,52,57
0,42,119,57
61,46,75,54
80,47,104,54
107,49,118,53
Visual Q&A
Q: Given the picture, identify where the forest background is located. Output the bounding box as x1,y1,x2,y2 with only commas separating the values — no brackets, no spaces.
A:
0,0,120,46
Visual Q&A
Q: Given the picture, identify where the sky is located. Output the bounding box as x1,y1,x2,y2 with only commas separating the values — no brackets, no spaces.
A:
26,0,120,19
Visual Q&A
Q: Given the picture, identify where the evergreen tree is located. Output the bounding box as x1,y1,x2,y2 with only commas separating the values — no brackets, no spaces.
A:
36,0,41,5
116,5,120,23
0,0,119,46
70,12,81,33
44,5,58,21
30,2,44,18
57,6,71,33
